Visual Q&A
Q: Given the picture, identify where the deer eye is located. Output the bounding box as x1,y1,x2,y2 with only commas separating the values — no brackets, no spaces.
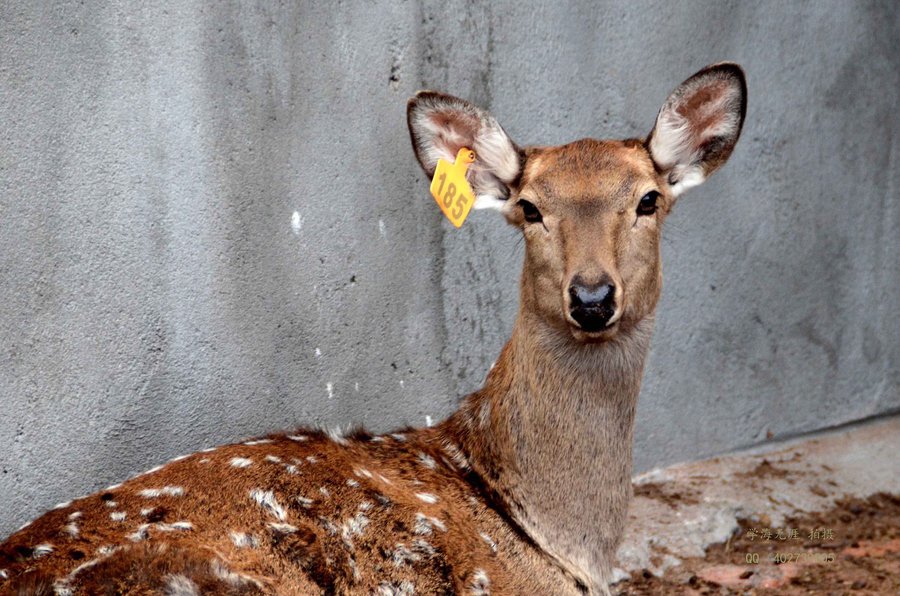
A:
518,199,543,223
637,191,659,216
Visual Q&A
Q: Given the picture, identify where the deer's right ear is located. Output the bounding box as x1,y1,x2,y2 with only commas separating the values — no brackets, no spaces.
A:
407,92,523,210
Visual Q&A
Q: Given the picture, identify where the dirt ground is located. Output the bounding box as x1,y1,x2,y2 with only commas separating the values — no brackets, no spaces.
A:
616,492,900,595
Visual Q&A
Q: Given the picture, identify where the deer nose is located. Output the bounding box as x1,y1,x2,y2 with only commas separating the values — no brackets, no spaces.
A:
568,277,617,332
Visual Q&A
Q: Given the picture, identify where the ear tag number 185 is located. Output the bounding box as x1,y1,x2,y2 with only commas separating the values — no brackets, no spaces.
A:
430,148,476,228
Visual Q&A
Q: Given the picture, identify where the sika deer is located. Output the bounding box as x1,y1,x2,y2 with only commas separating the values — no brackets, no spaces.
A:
0,63,746,595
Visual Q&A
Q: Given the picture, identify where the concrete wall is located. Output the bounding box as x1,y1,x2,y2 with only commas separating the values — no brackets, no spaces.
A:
1,1,897,536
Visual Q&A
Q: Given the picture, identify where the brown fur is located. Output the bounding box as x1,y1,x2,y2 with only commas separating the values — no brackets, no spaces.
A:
0,64,746,595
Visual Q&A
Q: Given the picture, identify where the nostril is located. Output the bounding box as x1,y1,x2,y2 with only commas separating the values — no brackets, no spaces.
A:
569,282,616,309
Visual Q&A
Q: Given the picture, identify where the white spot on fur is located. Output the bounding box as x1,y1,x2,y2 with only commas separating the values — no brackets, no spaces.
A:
377,581,415,596
327,426,347,445
63,522,80,538
229,457,253,468
296,496,314,508
390,433,406,442
291,211,303,235
306,456,318,464
264,455,282,463
249,489,287,521
469,568,491,595
110,511,126,521
0,569,8,579
415,492,438,504
287,434,308,442
268,522,298,534
156,521,193,532
105,500,118,508
413,538,436,556
200,447,217,453
414,512,446,535
127,524,150,541
348,554,361,581
210,559,264,589
169,455,189,462
230,531,259,548
319,486,330,497
318,517,339,535
417,452,437,469
199,458,210,464
243,439,273,446
392,543,419,567
355,467,373,479
341,512,370,547
105,483,123,491
33,543,54,557
67,511,82,520
480,532,498,553
164,574,199,596
142,465,164,476
138,486,184,498
284,464,299,474
53,501,72,510
140,507,155,517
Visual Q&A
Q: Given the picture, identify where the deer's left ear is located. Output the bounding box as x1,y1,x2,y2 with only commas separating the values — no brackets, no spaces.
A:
647,63,747,197
408,91,523,210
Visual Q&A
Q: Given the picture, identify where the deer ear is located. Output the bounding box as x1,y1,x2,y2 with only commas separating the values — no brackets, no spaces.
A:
647,63,747,197
407,92,523,211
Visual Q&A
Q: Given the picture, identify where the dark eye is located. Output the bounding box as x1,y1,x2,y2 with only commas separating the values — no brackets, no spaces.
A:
518,199,543,223
637,191,659,216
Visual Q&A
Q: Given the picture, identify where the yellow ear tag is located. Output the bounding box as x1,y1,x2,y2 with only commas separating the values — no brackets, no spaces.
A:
430,147,477,228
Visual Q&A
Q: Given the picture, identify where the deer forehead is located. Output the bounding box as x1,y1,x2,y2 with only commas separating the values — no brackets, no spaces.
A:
522,139,658,212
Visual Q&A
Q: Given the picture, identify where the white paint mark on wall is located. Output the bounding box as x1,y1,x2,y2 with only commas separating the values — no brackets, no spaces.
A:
425,415,433,427
315,348,322,357
378,219,386,237
291,211,303,235
327,382,334,399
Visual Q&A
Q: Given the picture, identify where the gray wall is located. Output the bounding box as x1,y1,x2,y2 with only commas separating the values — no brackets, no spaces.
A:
1,1,897,536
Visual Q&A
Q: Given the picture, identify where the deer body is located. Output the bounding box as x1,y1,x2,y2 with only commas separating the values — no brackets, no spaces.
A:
1,64,746,595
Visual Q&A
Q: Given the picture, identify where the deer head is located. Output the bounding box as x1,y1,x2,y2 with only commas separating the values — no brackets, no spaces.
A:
408,63,747,344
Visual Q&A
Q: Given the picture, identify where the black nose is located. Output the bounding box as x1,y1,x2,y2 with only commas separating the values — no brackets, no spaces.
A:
569,277,617,332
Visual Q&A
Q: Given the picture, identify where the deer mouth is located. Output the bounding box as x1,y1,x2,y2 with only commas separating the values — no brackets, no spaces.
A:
568,319,620,343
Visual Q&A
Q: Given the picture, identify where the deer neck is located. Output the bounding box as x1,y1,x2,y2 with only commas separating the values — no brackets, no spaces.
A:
440,310,654,592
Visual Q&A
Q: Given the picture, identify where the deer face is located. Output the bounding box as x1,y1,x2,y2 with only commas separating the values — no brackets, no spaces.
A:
409,64,746,343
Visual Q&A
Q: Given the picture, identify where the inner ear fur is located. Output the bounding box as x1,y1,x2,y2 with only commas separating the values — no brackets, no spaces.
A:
407,91,523,207
646,63,747,196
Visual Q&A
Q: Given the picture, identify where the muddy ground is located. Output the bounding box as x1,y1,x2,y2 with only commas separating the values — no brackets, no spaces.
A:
616,492,900,595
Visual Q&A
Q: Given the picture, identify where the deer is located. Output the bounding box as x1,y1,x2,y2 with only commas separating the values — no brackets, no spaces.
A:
0,63,746,596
